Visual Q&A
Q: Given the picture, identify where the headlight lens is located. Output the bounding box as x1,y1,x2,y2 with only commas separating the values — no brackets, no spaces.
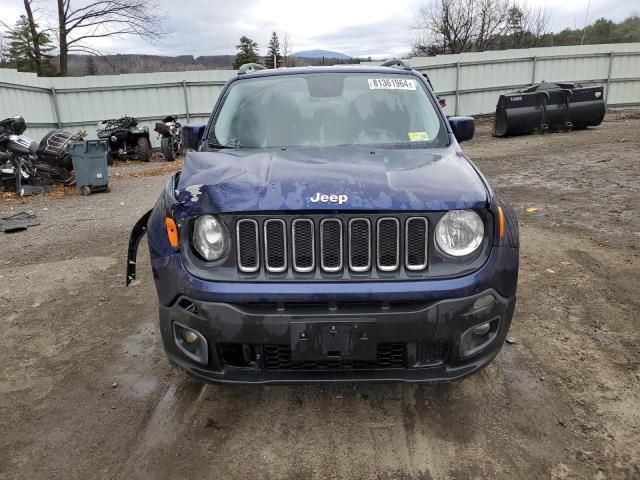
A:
435,210,484,256
193,215,229,261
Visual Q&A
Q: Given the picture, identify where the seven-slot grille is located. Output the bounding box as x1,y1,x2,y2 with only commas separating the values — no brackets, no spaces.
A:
236,216,429,274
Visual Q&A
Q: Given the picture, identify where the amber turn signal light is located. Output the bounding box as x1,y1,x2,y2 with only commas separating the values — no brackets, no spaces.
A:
165,218,179,247
497,207,505,240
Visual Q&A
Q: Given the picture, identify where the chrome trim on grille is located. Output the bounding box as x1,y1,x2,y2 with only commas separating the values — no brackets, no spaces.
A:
348,218,371,272
405,217,429,271
264,219,287,273
320,218,343,272
376,217,400,272
236,219,259,273
292,219,315,273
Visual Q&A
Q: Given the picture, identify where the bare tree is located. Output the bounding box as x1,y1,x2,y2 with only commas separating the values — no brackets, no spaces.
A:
474,0,510,51
23,0,44,72
281,33,297,67
55,0,166,75
413,0,551,55
415,0,476,54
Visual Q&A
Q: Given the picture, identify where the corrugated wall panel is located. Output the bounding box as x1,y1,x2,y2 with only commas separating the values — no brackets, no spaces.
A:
1,43,639,148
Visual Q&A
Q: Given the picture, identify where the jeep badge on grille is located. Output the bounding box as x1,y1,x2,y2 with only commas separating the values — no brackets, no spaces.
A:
309,192,348,205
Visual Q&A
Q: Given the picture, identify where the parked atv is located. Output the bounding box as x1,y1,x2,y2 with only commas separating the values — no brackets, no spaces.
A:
96,116,152,163
154,115,185,162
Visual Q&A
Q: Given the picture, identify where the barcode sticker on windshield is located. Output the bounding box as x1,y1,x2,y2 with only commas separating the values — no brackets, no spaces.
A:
368,78,416,90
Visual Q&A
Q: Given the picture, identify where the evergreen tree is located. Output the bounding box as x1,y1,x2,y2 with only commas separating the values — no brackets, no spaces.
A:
233,36,260,69
6,15,55,75
264,31,282,69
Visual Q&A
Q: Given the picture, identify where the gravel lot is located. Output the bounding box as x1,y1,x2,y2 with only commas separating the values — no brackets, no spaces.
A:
1,111,639,479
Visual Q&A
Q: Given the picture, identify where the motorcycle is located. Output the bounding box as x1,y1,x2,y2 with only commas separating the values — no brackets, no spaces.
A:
96,116,152,163
0,116,83,195
154,115,185,162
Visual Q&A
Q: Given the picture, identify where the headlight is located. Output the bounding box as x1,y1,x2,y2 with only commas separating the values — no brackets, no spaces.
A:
435,210,484,257
193,215,229,261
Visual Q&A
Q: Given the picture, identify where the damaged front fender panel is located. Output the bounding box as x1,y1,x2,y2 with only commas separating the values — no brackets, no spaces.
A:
126,172,181,285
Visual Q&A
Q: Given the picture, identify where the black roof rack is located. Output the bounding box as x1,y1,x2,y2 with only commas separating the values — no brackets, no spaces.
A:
380,59,412,71
238,63,266,75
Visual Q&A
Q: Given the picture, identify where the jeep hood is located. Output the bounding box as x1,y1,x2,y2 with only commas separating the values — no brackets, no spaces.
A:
172,147,488,218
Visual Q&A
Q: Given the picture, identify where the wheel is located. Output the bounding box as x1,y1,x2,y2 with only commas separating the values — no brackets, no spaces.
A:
108,150,119,165
134,136,152,162
80,185,91,196
161,137,175,162
177,132,186,157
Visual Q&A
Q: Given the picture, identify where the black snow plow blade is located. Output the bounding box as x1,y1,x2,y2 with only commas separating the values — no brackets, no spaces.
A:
494,82,605,137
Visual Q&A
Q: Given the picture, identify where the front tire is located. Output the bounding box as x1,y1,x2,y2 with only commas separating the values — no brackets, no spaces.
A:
135,137,152,162
161,137,175,162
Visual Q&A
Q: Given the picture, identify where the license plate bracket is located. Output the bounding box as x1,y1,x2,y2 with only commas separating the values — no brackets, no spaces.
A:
290,319,377,362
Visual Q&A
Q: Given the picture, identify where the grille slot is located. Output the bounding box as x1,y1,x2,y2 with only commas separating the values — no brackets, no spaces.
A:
292,219,315,272
264,219,287,272
236,219,259,272
377,218,400,271
405,217,428,270
348,218,371,272
262,343,407,370
320,219,343,272
415,341,448,366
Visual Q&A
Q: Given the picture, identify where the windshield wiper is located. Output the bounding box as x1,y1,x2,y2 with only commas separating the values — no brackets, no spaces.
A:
207,137,245,150
207,141,236,149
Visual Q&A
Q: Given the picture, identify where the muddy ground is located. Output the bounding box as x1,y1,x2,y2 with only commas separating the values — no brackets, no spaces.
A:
1,111,639,480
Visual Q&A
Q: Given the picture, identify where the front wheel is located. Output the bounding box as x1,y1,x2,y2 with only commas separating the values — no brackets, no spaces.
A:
135,137,152,162
161,137,175,162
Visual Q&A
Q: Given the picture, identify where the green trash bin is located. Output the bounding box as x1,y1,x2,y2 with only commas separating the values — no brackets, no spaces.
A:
68,140,109,195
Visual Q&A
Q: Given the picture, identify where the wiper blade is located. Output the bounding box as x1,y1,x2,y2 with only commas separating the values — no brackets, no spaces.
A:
208,137,245,150
207,141,236,149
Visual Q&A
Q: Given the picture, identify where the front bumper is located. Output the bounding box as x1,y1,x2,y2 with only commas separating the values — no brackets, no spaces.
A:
159,288,516,384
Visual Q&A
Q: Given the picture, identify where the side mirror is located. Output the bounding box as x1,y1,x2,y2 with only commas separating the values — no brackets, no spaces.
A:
448,116,475,143
182,124,206,150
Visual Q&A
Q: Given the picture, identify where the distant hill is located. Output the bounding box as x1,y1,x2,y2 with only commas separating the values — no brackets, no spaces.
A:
63,54,236,76
292,50,351,60
57,52,362,76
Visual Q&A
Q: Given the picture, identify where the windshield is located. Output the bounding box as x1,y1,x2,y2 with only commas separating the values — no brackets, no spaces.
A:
210,72,447,149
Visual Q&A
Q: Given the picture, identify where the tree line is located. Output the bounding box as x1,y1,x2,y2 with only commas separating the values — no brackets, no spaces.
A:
0,0,638,75
412,0,639,55
0,0,164,76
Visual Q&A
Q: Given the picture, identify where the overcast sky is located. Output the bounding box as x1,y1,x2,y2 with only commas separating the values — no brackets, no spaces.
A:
0,0,637,58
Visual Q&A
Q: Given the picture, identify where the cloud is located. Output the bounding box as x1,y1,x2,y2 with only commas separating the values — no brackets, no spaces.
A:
2,0,638,59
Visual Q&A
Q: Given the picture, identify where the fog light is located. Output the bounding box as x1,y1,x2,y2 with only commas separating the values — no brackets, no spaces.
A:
173,322,208,365
472,322,491,335
181,330,199,344
459,317,501,358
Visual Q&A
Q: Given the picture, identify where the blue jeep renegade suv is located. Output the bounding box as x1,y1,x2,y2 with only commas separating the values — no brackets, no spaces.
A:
127,60,519,383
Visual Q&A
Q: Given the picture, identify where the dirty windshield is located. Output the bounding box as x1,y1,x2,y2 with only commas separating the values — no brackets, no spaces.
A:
210,72,447,149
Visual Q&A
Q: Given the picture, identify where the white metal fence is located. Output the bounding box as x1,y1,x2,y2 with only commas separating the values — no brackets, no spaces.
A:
1,43,639,146
394,43,640,117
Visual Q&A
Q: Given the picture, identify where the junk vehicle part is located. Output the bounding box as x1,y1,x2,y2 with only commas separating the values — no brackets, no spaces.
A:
0,116,47,195
0,212,39,233
154,115,185,162
494,82,605,137
35,129,83,186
